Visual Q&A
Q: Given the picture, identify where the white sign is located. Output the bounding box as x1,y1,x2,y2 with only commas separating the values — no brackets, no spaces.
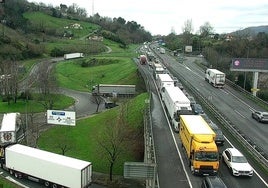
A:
185,45,192,53
47,110,76,126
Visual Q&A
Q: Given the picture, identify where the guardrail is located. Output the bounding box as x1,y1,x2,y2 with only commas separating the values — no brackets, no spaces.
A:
167,62,268,171
135,58,158,188
149,46,268,170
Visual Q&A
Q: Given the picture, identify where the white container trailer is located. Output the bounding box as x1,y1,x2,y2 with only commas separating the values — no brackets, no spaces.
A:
0,113,21,145
205,69,225,88
156,74,174,92
4,144,92,188
64,53,84,60
92,84,136,96
162,86,193,132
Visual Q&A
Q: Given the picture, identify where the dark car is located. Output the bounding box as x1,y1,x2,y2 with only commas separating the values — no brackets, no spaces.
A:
252,111,268,123
200,114,225,145
201,176,227,188
192,104,204,115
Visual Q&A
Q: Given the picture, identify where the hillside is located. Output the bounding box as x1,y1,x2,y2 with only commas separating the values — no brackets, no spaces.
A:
232,25,268,36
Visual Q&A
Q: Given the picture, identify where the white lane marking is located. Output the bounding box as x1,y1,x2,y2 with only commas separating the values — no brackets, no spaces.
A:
234,110,246,118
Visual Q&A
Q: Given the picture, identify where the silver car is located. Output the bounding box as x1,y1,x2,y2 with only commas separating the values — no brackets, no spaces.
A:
252,111,268,123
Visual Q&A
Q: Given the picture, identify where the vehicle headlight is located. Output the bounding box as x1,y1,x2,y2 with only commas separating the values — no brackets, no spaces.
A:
232,168,238,173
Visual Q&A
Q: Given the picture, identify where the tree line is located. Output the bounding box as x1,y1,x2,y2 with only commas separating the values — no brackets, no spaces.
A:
163,20,268,100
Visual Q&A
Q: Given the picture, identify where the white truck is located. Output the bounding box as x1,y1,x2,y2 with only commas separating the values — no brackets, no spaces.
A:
205,69,225,88
92,84,136,96
0,113,21,145
156,74,174,93
0,144,92,188
64,53,84,60
162,86,193,132
152,62,166,79
159,47,165,54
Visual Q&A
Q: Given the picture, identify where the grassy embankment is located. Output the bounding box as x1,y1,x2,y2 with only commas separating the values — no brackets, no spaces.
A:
37,41,148,175
1,11,148,183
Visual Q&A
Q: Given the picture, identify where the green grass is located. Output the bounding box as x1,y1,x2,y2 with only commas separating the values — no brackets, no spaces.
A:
23,12,100,38
0,94,74,113
38,93,149,174
0,176,22,188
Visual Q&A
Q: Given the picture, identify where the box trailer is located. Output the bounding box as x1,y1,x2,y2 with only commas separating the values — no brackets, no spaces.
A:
64,53,84,60
162,86,192,132
92,84,136,96
205,69,225,88
156,74,174,92
179,115,219,175
0,113,21,145
3,144,92,188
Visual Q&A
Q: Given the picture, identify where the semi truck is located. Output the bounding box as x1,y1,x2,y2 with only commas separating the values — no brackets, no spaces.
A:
92,84,136,96
205,69,225,88
159,47,165,54
0,113,21,146
64,53,84,60
162,86,192,132
152,62,166,79
0,144,92,188
179,115,219,175
156,73,174,93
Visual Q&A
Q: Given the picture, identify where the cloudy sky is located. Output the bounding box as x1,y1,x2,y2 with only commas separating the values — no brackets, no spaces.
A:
28,0,268,35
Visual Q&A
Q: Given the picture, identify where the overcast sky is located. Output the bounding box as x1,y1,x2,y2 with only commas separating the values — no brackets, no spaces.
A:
28,0,268,35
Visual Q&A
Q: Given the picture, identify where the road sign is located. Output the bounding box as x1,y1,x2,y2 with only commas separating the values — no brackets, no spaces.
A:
47,110,76,126
124,162,156,179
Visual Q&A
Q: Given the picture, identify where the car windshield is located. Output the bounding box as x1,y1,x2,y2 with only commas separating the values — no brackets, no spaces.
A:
194,151,218,161
232,156,247,163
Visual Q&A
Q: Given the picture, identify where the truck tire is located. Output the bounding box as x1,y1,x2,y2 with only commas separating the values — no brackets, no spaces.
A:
44,181,50,187
9,169,14,175
52,184,58,188
14,172,20,178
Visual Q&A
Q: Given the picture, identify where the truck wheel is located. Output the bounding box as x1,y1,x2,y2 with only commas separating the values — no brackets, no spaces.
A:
52,184,58,188
9,169,14,175
44,181,50,187
14,172,20,178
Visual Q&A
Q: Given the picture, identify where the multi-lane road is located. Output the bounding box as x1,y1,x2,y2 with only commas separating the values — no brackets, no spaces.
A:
140,45,268,188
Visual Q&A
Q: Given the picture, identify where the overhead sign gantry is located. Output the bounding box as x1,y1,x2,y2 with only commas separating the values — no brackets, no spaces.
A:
230,58,268,96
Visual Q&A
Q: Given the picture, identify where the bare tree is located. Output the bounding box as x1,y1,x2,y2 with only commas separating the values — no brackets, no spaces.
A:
199,22,214,38
90,95,103,112
182,19,194,45
97,103,129,181
0,59,19,104
36,61,59,110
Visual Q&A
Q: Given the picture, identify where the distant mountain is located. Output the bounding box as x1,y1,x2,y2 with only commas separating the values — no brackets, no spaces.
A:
231,25,268,36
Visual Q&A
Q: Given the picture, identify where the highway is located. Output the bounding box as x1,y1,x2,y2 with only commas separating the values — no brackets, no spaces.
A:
3,49,268,187
145,45,268,188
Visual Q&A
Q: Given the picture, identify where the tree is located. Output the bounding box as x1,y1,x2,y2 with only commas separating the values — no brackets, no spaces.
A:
181,19,193,45
90,95,103,112
97,103,130,181
199,22,214,38
35,61,59,110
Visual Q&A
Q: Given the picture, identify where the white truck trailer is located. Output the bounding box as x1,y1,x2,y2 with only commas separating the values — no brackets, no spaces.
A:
0,113,21,146
205,69,225,88
152,62,166,79
159,47,165,54
162,86,193,132
1,144,92,188
92,84,136,96
64,53,84,60
156,74,174,93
